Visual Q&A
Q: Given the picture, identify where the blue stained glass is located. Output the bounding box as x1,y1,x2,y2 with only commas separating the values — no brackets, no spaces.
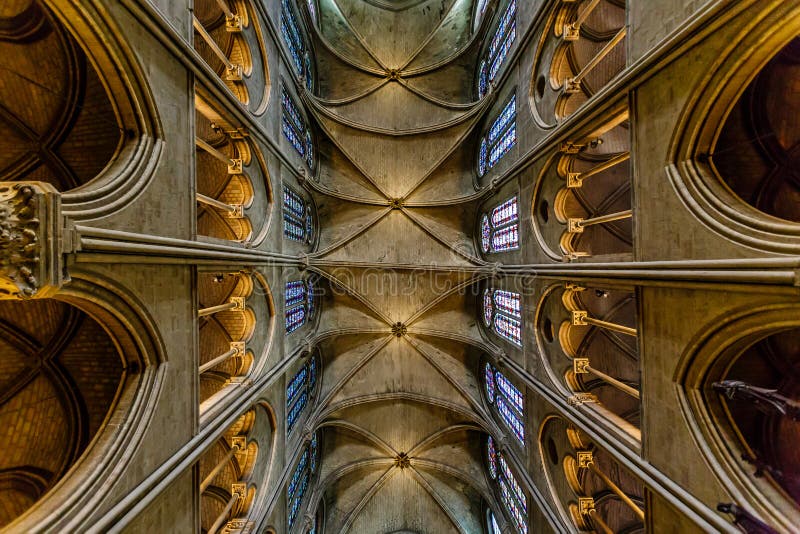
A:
281,0,305,75
490,196,518,227
288,470,309,527
283,88,305,132
305,211,314,244
483,290,493,327
489,23,516,81
284,187,305,218
479,96,515,177
499,477,528,534
306,280,315,317
499,455,526,513
485,362,496,400
496,371,523,413
489,96,516,145
481,214,491,253
478,136,488,177
491,224,519,252
487,436,498,479
496,395,524,444
284,218,305,241
282,87,313,167
286,280,307,307
307,0,317,22
487,0,516,81
489,124,516,168
490,512,501,534
286,305,307,333
310,433,319,473
288,450,309,500
493,290,520,318
287,390,308,430
478,60,489,99
494,313,521,346
305,130,314,168
287,366,307,406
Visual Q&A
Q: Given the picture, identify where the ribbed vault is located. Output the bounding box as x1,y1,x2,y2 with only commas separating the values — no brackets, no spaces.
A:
304,0,503,531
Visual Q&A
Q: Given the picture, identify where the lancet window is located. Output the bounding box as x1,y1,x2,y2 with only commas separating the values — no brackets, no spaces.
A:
478,95,516,176
282,86,314,168
287,355,318,432
478,0,516,98
487,436,528,534
483,288,522,347
288,433,320,530
480,195,519,253
281,0,314,88
485,362,525,444
285,278,315,333
283,185,315,243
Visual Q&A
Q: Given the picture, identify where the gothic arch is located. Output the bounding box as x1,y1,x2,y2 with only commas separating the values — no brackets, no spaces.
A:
676,302,800,531
13,0,162,219
0,273,164,531
669,3,800,254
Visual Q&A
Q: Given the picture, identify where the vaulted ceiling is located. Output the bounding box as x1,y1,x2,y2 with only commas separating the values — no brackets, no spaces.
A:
304,0,504,531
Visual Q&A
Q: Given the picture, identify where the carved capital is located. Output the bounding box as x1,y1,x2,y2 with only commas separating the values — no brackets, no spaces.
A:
568,393,598,406
223,519,254,534
578,497,595,515
573,358,590,374
0,182,61,299
576,450,593,468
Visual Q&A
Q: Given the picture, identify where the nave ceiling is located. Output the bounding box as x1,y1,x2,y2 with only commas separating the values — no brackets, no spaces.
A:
304,0,507,531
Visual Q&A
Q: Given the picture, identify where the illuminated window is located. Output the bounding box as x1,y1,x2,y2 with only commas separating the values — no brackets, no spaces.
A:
288,432,320,530
285,278,316,333
282,0,314,88
478,96,516,176
487,436,527,534
283,185,315,243
282,86,314,168
287,355,318,431
485,362,524,444
477,0,516,99
482,288,522,346
480,195,519,253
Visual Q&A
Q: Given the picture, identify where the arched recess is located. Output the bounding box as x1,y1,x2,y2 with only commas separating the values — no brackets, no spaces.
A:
535,282,640,442
195,94,273,245
538,416,645,533
192,0,271,114
198,408,261,534
677,303,800,531
198,270,274,408
529,0,627,128
0,274,164,531
0,0,161,218
532,107,632,262
669,4,800,254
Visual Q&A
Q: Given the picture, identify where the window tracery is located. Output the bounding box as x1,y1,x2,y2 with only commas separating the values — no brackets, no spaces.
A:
287,354,318,432
487,436,528,534
282,0,314,90
480,195,520,253
478,95,517,177
281,87,315,169
285,278,316,333
478,0,516,99
288,433,320,530
485,362,525,444
483,288,522,346
283,185,315,243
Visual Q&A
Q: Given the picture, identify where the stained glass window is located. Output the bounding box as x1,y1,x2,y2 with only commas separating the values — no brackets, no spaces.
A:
282,0,306,76
307,0,317,24
286,278,316,333
487,435,527,534
485,362,524,444
480,195,519,253
477,0,516,99
483,287,522,346
287,355,317,432
477,96,516,176
281,86,314,169
489,511,502,534
283,185,315,243
288,432,320,531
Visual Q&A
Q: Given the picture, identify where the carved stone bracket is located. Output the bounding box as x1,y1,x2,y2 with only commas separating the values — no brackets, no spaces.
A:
0,182,62,299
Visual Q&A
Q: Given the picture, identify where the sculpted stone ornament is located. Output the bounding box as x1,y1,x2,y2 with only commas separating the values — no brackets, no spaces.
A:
0,182,61,299
712,380,800,420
